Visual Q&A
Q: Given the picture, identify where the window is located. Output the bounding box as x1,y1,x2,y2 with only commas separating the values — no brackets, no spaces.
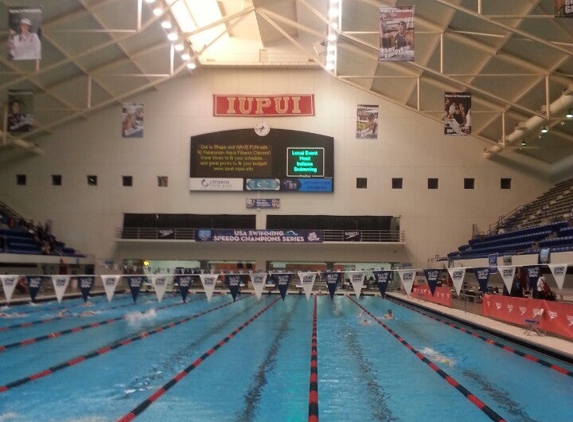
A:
392,178,403,189
356,177,367,189
464,178,475,190
158,176,168,187
122,176,133,187
501,178,512,189
52,175,62,186
16,174,26,186
428,178,439,189
87,175,97,186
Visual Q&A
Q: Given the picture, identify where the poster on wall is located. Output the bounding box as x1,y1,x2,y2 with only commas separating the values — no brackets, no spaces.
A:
378,6,415,62
443,92,471,136
7,90,34,133
122,103,144,138
356,104,379,139
7,7,42,61
555,0,573,17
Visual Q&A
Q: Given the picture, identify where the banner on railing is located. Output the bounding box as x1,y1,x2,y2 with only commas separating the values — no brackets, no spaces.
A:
195,229,323,243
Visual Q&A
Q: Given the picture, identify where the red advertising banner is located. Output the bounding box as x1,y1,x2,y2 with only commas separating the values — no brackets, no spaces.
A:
213,95,315,117
482,295,573,340
412,286,452,307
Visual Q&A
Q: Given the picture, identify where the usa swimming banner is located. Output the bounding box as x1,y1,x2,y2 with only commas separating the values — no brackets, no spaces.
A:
423,269,440,296
323,271,342,299
78,276,95,303
372,270,392,298
174,275,193,302
447,267,466,297
196,229,323,243
125,275,146,303
226,274,243,301
378,6,414,62
474,268,490,293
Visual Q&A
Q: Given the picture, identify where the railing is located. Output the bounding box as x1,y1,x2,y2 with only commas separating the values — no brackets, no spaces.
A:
117,228,405,243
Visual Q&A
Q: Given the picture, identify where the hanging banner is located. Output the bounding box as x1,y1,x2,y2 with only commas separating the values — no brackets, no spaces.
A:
196,229,323,243
101,275,121,302
488,253,498,274
356,104,378,139
372,270,392,298
7,7,42,61
7,90,34,133
226,274,243,301
26,275,46,302
447,267,466,297
151,275,170,303
423,269,440,296
498,266,516,296
246,199,280,209
444,92,471,136
273,273,293,300
122,103,144,138
77,276,95,303
346,271,366,297
555,1,573,17
51,275,70,303
0,275,19,304
125,276,146,304
199,274,218,302
298,272,317,300
378,6,415,62
323,271,341,299
548,264,567,291
249,272,268,301
174,275,193,303
397,269,416,296
538,247,551,265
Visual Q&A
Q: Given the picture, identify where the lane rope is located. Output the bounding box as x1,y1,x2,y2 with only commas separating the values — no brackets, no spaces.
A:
116,297,280,422
308,295,319,422
349,297,507,422
0,295,250,393
390,297,573,378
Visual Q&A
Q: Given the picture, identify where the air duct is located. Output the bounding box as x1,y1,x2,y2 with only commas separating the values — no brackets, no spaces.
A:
484,90,573,159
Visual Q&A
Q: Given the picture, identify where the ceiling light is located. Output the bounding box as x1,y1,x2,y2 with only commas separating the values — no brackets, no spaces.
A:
144,0,156,4
174,42,184,51
187,62,197,70
541,125,548,133
161,19,172,29
153,7,162,16
167,31,178,41
181,51,191,61
567,109,573,118
327,33,337,42
325,62,335,70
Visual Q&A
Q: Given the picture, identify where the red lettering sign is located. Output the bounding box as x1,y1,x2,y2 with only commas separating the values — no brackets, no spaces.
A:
213,95,315,116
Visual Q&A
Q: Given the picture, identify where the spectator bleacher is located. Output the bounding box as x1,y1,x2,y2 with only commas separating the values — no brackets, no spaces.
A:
448,178,573,261
0,201,85,258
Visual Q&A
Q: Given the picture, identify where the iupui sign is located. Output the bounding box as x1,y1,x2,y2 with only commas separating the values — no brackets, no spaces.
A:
213,95,315,116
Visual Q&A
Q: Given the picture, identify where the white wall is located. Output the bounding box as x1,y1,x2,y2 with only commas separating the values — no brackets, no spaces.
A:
0,69,553,268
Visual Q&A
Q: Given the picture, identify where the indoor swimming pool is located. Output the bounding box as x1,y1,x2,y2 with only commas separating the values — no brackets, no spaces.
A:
0,293,572,421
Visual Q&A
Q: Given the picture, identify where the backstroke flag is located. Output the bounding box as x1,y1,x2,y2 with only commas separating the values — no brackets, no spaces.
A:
474,268,490,293
249,272,268,301
397,269,416,296
125,275,146,303
548,264,568,291
298,271,317,300
151,275,170,303
447,267,466,297
226,274,242,301
444,92,471,136
51,275,70,303
0,275,19,304
423,269,440,296
347,271,366,297
378,6,414,62
101,275,121,302
324,271,341,299
372,270,392,298
26,275,46,302
200,273,218,302
175,274,193,302
78,276,95,303
498,266,516,295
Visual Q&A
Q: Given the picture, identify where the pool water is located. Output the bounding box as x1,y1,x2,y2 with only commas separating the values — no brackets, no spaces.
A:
0,293,572,421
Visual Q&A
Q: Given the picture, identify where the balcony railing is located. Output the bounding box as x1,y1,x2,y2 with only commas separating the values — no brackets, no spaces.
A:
117,228,405,243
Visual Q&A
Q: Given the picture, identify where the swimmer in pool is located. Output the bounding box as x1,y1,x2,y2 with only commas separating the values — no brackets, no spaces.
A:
383,309,394,320
57,309,97,317
358,310,372,325
0,312,26,318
